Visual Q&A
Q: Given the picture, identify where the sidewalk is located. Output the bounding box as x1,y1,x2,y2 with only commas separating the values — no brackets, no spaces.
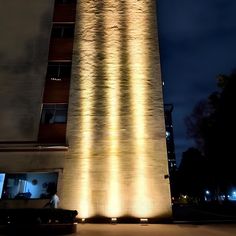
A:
68,223,236,236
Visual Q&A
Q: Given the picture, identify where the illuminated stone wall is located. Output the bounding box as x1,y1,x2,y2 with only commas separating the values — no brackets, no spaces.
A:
61,0,172,219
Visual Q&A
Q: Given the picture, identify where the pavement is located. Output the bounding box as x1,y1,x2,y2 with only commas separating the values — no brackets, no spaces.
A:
172,204,236,223
1,204,236,235
66,223,236,236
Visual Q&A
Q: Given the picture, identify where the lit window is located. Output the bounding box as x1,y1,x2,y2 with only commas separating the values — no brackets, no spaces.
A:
0,172,58,199
166,131,170,139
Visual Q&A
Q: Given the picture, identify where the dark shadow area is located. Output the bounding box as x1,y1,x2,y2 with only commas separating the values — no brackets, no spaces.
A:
0,208,77,235
172,201,236,223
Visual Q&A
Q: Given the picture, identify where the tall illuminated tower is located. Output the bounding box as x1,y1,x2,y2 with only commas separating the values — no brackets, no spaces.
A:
61,0,172,220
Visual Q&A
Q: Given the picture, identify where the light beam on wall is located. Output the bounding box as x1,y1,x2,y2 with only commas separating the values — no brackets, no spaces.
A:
65,0,172,220
76,1,97,218
104,0,122,217
126,0,152,217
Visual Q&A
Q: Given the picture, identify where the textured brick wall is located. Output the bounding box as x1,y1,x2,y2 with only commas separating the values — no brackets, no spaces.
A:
62,0,172,219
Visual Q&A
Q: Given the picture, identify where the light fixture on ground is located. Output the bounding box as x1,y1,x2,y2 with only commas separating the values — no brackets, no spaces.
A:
111,217,117,224
140,218,149,224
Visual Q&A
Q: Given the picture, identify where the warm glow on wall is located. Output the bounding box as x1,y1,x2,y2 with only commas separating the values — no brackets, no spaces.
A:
75,1,97,218
64,0,172,220
126,1,152,217
104,1,122,217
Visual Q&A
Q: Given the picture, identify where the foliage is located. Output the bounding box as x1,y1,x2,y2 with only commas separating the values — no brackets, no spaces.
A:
184,71,236,196
176,147,207,201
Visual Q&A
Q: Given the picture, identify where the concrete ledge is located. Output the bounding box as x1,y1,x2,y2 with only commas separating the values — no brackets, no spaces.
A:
0,142,68,152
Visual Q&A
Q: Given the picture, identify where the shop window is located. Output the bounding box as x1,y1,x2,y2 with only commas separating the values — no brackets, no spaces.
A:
0,172,58,199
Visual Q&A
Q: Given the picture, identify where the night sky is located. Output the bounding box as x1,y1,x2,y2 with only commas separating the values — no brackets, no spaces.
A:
157,0,236,165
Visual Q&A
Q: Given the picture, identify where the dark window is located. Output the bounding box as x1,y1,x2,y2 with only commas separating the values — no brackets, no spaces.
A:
63,26,75,37
46,62,72,79
41,104,68,124
55,0,76,4
51,24,75,38
51,27,62,38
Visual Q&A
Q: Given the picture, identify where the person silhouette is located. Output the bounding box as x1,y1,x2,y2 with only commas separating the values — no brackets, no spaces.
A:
44,191,60,209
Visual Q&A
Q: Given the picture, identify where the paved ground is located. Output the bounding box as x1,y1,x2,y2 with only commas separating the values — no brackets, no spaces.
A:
1,204,236,235
66,223,236,236
173,204,236,222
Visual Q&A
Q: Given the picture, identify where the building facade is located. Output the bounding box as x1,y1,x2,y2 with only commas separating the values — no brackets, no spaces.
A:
164,104,177,175
0,0,172,221
164,104,177,198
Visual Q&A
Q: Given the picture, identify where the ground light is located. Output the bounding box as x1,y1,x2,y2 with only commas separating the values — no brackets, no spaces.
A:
140,218,149,224
111,218,117,224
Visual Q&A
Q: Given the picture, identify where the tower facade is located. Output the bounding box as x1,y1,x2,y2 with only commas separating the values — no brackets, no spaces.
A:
62,0,171,219
0,0,172,220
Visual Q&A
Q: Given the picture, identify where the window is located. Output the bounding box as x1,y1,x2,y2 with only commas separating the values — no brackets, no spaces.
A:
0,172,58,199
46,62,72,80
0,173,5,199
55,0,76,4
51,24,75,38
41,104,68,124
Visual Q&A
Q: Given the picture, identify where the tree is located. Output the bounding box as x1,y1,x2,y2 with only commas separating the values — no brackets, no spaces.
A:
177,147,208,201
185,71,236,198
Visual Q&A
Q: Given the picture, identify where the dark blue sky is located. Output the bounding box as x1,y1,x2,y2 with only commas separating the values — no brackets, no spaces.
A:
157,0,236,165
